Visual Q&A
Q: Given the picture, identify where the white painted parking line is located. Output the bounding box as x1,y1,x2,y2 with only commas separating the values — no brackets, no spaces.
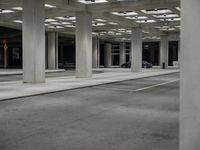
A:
93,86,134,92
134,79,180,92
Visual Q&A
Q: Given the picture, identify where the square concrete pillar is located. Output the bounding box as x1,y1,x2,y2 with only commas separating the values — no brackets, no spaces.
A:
180,0,200,149
120,42,126,66
47,32,58,70
22,0,45,83
76,12,92,78
104,43,112,68
160,35,168,68
92,37,100,68
131,27,142,72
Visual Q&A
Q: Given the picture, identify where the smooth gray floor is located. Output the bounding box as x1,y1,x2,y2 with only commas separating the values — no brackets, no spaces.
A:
0,73,179,150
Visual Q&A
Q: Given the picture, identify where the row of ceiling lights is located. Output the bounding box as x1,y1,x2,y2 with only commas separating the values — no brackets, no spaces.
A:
1,3,180,41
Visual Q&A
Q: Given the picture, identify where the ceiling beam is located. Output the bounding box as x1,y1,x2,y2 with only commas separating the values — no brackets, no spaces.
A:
87,0,180,13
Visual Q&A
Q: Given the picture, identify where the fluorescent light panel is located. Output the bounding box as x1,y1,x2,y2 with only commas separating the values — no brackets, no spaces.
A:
112,11,138,16
56,16,76,20
12,7,23,11
45,18,57,22
136,20,156,23
92,23,105,26
126,16,148,20
141,9,172,15
153,14,179,18
108,22,118,25
0,9,14,14
13,20,22,23
95,19,107,22
160,18,181,21
77,0,108,4
176,7,181,11
45,4,56,8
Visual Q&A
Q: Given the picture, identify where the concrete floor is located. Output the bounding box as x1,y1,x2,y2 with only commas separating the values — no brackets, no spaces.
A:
0,73,179,150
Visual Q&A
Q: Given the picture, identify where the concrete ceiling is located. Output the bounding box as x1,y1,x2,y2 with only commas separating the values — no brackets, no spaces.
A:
0,0,180,41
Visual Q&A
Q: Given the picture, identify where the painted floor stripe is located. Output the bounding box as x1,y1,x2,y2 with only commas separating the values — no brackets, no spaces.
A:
134,79,180,92
93,86,134,92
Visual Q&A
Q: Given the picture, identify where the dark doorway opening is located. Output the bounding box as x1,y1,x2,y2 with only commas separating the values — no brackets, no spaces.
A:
168,41,178,66
143,42,159,66
58,37,75,69
100,44,105,66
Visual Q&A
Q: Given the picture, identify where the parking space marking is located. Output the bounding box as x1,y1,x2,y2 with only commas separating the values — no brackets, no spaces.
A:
134,79,180,92
92,86,134,92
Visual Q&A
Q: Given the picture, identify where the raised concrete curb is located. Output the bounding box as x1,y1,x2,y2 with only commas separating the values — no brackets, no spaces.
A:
0,69,179,101
0,69,65,76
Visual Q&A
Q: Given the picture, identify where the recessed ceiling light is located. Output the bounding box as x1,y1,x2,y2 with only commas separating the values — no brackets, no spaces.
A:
136,20,156,23
56,16,76,21
77,0,108,4
65,24,75,28
45,18,57,22
92,23,105,26
50,22,61,25
126,16,148,20
92,32,98,35
112,11,138,16
45,4,56,8
116,33,122,35
61,22,71,25
0,9,14,14
141,9,172,15
160,18,181,22
48,25,64,29
13,20,23,23
160,28,175,31
108,22,118,25
153,14,179,18
12,7,23,11
176,7,181,11
95,19,107,22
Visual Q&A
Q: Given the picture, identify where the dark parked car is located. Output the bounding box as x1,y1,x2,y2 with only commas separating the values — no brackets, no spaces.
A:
142,61,153,68
121,61,131,68
121,61,152,68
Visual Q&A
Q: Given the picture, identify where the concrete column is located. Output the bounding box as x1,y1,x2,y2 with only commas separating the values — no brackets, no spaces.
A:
131,27,142,72
104,43,112,68
22,0,45,83
47,32,58,70
120,42,126,66
76,12,92,78
180,0,200,149
92,37,100,68
160,35,168,68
